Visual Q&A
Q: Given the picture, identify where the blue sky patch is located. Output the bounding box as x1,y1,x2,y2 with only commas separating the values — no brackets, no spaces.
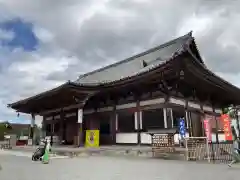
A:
8,116,30,124
0,18,38,51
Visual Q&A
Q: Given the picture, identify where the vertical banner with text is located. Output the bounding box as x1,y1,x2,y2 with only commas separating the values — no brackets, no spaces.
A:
221,114,233,141
179,118,186,139
203,118,212,142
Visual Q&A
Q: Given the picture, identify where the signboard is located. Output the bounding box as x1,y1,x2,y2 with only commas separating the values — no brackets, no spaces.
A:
221,114,233,141
179,118,186,139
78,109,83,123
203,118,212,142
85,130,99,148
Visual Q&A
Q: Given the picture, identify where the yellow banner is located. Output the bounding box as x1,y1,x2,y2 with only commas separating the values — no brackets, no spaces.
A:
85,130,99,148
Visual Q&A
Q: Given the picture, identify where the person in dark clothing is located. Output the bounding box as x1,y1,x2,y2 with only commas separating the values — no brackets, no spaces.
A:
231,126,238,141
50,135,53,146
49,135,53,152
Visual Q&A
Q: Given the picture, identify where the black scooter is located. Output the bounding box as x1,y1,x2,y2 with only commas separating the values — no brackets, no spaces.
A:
32,140,47,161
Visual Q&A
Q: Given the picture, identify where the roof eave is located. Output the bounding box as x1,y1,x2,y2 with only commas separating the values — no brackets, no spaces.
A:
8,82,69,108
186,46,240,99
7,81,96,109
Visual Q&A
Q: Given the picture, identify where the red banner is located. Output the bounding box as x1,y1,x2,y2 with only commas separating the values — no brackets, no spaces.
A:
221,114,233,141
203,118,212,142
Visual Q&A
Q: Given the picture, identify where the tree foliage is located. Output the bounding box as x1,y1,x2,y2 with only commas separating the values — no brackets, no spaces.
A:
222,106,236,119
0,122,12,140
0,124,5,141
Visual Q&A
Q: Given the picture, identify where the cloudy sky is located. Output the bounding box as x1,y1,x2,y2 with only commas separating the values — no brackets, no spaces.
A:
0,0,240,125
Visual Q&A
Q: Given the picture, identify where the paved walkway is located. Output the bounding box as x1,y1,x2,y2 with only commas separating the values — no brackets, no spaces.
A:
0,154,239,180
12,145,154,152
0,149,69,159
11,145,185,153
9,145,186,159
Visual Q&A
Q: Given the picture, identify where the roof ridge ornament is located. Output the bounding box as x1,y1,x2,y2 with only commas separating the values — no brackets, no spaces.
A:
142,60,148,67
188,31,193,37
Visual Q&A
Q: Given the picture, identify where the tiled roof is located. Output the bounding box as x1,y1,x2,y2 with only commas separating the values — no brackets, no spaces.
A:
75,32,193,85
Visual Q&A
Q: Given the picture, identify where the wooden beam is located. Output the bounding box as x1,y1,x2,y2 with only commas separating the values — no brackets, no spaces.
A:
39,103,83,115
39,93,94,115
136,99,141,145
69,88,97,94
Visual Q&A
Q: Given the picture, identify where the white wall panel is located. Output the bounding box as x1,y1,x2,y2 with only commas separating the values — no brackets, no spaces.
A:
116,133,138,144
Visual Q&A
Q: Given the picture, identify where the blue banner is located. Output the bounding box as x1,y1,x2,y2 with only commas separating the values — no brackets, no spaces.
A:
179,118,186,138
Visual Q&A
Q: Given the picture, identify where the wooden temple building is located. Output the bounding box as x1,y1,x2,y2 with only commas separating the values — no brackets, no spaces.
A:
7,32,240,146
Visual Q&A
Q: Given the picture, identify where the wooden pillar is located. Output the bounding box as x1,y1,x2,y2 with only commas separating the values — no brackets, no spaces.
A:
170,109,174,128
185,101,189,136
163,108,167,128
77,123,83,146
134,111,138,130
139,111,143,130
236,109,240,148
50,115,55,146
51,116,55,135
200,105,205,137
77,109,83,147
115,113,118,132
190,110,202,137
165,108,172,128
59,110,64,143
41,116,46,138
188,112,193,137
110,107,117,144
213,107,219,143
215,115,219,143
136,100,141,145
30,113,35,145
185,111,189,129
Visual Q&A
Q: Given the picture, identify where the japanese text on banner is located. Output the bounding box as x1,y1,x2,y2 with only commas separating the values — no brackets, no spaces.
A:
203,118,212,142
221,114,233,141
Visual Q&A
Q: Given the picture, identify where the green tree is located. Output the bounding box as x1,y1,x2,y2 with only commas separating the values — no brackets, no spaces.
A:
222,106,235,118
0,124,5,141
0,122,12,140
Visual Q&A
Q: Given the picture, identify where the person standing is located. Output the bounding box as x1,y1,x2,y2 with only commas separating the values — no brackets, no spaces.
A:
50,134,53,149
228,126,240,167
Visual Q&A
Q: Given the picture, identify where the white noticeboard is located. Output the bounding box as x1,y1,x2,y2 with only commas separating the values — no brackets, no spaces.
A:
28,139,33,145
78,109,83,123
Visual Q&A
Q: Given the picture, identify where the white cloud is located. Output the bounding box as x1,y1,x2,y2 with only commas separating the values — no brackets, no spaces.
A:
33,26,54,43
8,53,77,80
35,115,43,127
177,13,213,37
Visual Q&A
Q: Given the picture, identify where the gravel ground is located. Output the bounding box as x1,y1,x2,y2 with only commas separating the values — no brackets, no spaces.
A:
0,152,239,180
